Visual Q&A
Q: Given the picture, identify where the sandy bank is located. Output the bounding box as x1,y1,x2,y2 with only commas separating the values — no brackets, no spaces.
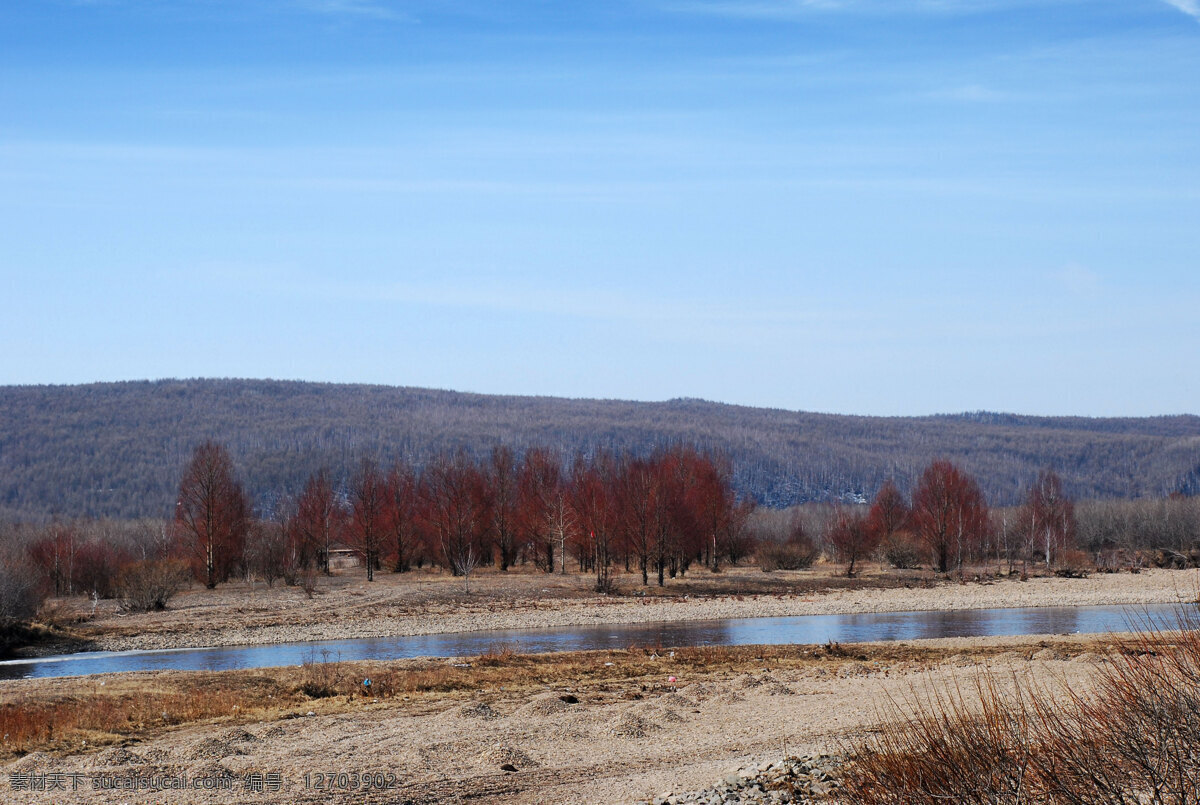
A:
79,568,1200,653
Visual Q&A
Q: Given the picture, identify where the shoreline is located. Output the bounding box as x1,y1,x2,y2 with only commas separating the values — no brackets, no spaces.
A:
38,567,1200,655
0,632,1131,805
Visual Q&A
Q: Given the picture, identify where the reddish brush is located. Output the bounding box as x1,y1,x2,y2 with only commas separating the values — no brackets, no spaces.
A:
838,607,1200,804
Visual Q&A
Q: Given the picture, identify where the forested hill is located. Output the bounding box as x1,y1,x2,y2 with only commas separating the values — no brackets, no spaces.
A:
1,379,1198,520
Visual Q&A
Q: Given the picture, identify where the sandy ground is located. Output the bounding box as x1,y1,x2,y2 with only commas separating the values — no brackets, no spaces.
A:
36,565,1200,653
0,634,1114,805
7,568,1189,804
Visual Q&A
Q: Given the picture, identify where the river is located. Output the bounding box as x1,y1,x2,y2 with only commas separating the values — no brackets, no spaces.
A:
0,603,1189,680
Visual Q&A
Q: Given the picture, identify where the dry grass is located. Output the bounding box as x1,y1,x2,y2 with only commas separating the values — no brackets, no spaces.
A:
0,674,282,756
837,608,1200,804
0,638,1053,761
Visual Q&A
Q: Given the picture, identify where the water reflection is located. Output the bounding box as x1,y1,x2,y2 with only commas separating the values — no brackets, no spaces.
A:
0,603,1188,680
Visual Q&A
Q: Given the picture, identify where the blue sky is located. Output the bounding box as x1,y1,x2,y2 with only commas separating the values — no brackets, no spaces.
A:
2,0,1198,416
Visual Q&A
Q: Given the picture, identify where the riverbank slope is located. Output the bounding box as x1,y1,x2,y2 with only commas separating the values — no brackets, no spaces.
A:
32,565,1200,654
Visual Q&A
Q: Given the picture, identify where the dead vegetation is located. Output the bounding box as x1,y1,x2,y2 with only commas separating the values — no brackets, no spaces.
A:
838,609,1200,804
0,638,1083,761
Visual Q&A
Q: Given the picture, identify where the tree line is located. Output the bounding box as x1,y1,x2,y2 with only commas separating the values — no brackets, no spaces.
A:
174,440,752,594
5,439,1200,650
752,462,1079,578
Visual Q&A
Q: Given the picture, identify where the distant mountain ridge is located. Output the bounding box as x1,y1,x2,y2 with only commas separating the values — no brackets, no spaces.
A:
0,378,1197,520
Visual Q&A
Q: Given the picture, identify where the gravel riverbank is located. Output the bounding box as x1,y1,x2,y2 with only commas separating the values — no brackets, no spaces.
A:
72,568,1200,653
642,756,842,805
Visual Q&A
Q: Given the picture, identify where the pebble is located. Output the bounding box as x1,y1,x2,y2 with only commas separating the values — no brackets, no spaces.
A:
642,755,841,805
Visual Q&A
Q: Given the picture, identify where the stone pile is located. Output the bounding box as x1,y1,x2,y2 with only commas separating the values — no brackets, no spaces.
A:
644,755,841,805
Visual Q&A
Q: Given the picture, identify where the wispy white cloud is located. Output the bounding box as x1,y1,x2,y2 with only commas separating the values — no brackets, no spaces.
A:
664,0,842,18
294,0,412,21
69,0,415,20
230,270,864,351
662,0,1057,19
921,84,1013,103
1163,0,1200,21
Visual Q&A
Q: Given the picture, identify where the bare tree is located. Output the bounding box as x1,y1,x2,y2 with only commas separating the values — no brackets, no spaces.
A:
457,544,480,593
386,459,421,573
0,546,42,647
421,449,488,578
486,446,520,571
828,506,879,578
174,441,248,589
1022,468,1075,567
570,451,615,592
615,455,662,586
519,448,573,573
245,517,292,587
869,479,919,568
294,469,343,575
127,518,176,562
911,460,989,574
28,521,79,597
348,458,388,582
868,480,909,544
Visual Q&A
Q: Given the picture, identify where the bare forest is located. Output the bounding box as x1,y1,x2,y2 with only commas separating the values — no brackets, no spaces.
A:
2,379,1199,522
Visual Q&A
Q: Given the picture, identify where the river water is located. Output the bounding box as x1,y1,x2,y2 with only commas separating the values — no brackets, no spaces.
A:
0,603,1189,680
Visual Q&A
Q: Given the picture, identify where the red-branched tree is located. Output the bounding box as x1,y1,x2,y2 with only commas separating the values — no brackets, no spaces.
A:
348,458,388,582
73,535,132,599
659,447,705,581
570,450,615,591
615,454,664,586
910,460,989,573
828,506,879,578
29,521,79,597
421,449,488,578
486,446,520,571
386,459,422,573
868,479,910,543
175,441,249,589
294,469,344,574
868,479,913,565
725,498,757,566
1023,468,1075,567
518,448,573,573
682,449,749,572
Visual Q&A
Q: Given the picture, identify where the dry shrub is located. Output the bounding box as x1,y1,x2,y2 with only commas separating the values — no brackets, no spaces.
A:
839,675,1038,804
298,650,343,698
882,533,926,569
838,608,1200,804
0,551,44,654
0,553,42,621
823,639,850,658
35,599,88,628
117,559,191,612
364,668,400,698
400,666,474,693
475,643,519,667
299,565,321,599
758,537,819,572
1052,549,1093,579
